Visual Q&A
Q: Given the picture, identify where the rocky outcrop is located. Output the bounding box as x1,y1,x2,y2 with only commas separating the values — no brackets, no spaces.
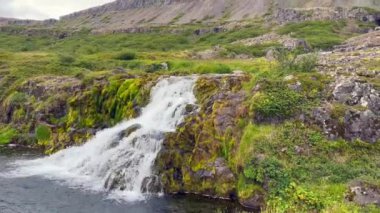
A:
313,31,380,143
157,74,250,200
270,7,380,24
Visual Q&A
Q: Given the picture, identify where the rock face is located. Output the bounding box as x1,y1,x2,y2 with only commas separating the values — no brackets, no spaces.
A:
270,7,380,24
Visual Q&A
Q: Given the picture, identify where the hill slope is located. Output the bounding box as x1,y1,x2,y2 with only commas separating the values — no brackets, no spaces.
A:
57,0,380,32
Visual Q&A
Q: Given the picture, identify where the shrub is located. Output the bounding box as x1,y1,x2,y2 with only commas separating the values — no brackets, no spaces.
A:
195,63,232,74
250,82,303,121
270,47,318,73
115,51,137,61
244,158,290,196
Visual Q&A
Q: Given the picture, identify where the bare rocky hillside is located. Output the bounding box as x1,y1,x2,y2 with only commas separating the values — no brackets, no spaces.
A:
55,0,380,32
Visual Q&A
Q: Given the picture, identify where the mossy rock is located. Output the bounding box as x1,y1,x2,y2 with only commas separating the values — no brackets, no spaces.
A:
0,126,17,145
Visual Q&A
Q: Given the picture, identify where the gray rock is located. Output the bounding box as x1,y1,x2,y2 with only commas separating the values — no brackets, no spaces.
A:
347,182,380,206
344,110,380,143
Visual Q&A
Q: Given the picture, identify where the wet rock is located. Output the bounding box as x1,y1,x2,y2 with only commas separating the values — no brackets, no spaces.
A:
239,193,265,210
118,124,142,139
184,104,198,115
104,171,126,191
141,175,162,193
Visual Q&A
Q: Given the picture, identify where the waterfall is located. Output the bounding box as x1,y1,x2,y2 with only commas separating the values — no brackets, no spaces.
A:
6,76,197,201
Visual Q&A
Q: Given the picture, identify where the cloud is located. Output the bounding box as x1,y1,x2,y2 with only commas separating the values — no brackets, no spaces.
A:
0,0,114,20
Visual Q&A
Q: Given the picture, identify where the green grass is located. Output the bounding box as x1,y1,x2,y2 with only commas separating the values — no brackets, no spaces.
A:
238,122,380,212
277,20,350,50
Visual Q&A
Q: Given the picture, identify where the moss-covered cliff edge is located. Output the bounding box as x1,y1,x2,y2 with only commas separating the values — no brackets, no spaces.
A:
0,69,379,211
0,71,157,153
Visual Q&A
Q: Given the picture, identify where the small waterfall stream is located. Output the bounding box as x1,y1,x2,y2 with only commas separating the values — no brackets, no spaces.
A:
6,76,197,201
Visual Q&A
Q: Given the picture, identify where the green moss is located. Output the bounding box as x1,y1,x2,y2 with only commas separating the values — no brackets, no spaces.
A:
35,124,52,142
0,127,17,145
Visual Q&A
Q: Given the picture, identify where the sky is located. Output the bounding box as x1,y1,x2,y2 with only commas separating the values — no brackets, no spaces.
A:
0,0,114,20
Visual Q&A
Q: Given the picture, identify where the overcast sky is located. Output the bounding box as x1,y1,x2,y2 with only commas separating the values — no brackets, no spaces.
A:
0,0,114,20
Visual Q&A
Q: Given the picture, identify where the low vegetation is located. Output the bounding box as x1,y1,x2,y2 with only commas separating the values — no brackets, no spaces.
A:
0,17,378,212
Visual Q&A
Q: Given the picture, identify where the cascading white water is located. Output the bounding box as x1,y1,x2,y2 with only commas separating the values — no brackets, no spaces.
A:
6,76,197,201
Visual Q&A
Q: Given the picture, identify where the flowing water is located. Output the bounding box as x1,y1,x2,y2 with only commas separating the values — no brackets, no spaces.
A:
0,76,252,212
0,152,249,213
3,76,198,201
